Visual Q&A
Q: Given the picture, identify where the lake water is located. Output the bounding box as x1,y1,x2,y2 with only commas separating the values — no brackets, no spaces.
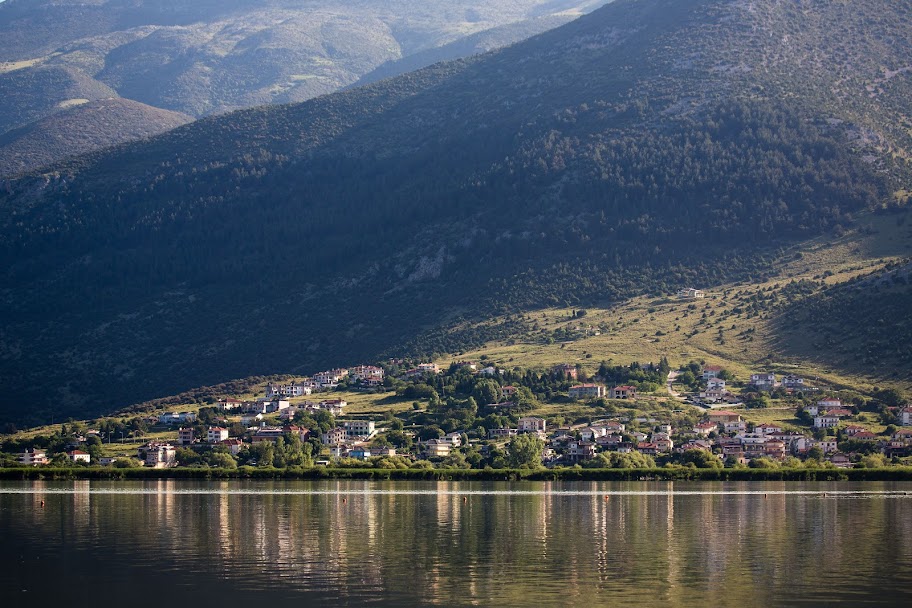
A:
2,480,912,607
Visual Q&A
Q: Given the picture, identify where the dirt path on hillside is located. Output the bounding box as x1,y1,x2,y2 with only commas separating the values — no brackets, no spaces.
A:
666,371,686,401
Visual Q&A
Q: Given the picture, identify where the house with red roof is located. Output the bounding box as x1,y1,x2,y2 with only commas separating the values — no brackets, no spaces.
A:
702,365,723,380
693,422,718,436
636,442,658,455
66,450,90,464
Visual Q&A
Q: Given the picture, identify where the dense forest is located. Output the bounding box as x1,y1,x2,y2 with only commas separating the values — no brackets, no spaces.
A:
1,0,910,424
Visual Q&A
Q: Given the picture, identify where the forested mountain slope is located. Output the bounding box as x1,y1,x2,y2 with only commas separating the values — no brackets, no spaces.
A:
0,99,192,176
1,0,910,424
0,0,607,176
0,65,117,134
0,0,608,117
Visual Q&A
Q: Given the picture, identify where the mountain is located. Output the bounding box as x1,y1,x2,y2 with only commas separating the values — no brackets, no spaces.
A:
0,98,192,176
0,0,608,175
0,0,609,117
1,0,911,424
0,65,117,134
351,14,584,88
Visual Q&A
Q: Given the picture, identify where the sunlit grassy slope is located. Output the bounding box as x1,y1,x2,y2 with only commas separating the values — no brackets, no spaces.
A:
434,208,912,395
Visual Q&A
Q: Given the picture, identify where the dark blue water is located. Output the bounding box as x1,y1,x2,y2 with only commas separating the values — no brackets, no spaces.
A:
2,480,911,607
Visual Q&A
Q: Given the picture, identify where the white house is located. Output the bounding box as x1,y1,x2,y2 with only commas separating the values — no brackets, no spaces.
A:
781,375,805,389
750,373,776,391
814,415,840,429
723,420,747,434
580,426,608,442
677,288,705,299
240,413,264,426
901,407,912,427
18,448,48,466
342,420,376,439
262,400,291,413
693,422,718,436
67,450,91,464
265,382,311,398
706,378,726,390
442,432,463,447
207,427,229,443
314,368,348,388
569,384,606,400
138,442,176,468
518,417,547,433
350,365,384,382
321,427,347,445
316,399,347,415
811,439,838,454
423,439,451,459
702,365,723,380
158,411,197,425
817,398,842,411
220,439,244,455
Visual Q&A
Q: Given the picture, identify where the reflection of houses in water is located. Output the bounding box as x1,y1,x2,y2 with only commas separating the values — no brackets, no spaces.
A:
72,480,91,528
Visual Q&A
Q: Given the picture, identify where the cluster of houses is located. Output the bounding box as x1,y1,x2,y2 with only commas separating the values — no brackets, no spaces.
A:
258,365,386,396
689,368,814,406
566,384,637,400
217,397,347,422
464,398,912,467
12,356,912,469
748,372,807,392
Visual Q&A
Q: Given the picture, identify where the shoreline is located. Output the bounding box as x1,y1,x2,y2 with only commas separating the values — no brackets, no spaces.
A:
3,467,912,482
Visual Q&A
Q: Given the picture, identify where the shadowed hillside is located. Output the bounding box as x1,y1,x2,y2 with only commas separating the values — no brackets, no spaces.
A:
0,0,910,424
0,0,609,175
0,65,117,134
0,99,192,176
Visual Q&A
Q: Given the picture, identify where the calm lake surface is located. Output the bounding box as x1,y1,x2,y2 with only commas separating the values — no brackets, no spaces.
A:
2,480,912,607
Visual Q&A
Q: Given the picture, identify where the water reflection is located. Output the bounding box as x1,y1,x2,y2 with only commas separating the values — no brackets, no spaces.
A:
1,481,912,607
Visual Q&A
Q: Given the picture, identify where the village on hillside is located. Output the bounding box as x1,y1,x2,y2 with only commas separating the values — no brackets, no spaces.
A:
5,352,911,472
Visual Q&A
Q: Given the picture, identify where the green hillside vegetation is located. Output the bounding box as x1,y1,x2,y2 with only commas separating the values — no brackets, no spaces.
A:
1,0,911,425
431,207,912,391
0,98,192,176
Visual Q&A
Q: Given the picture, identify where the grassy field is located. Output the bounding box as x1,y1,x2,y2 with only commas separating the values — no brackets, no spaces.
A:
432,208,912,395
